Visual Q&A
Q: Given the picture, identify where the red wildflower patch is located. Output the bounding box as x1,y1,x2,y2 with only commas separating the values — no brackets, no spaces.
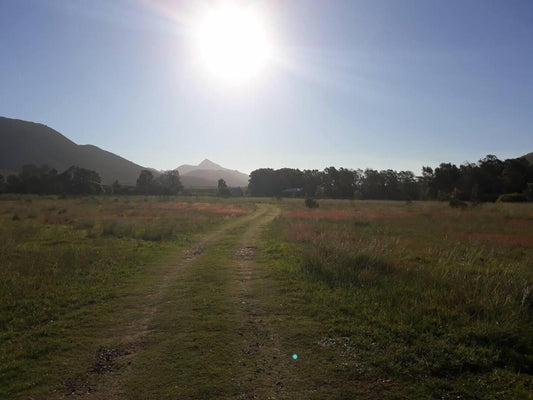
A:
285,222,320,242
352,210,419,220
469,232,533,246
285,209,420,221
99,209,162,220
285,210,353,220
190,203,248,216
506,219,533,227
138,202,189,211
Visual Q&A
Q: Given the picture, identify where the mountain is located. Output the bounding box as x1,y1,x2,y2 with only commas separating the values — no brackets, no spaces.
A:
521,152,533,164
0,116,151,185
176,159,249,188
177,159,225,176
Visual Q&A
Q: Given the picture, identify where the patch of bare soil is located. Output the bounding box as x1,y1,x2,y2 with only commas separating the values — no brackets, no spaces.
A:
236,246,258,259
232,206,288,399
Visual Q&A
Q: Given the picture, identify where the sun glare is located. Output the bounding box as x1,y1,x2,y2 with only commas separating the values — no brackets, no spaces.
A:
192,3,273,85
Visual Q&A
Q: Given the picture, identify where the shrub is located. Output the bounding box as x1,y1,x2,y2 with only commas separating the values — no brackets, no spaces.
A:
449,198,467,209
496,193,528,203
305,198,319,208
526,183,533,201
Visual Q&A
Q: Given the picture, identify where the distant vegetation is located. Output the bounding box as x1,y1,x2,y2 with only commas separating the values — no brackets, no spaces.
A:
0,164,103,195
134,169,183,195
249,154,533,202
0,165,183,196
2,154,532,202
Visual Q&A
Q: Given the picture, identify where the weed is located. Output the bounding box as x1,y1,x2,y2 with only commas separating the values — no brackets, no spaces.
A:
305,198,319,208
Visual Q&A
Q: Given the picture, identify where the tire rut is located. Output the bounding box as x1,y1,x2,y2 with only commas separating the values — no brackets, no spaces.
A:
61,205,273,399
233,205,287,399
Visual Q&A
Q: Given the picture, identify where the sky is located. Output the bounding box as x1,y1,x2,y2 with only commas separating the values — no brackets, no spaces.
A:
1,0,532,174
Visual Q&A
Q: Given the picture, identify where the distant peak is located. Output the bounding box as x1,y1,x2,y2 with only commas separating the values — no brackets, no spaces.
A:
198,159,222,169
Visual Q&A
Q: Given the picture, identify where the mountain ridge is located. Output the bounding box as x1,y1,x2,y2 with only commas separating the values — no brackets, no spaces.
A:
176,159,249,188
0,116,249,188
0,116,152,185
521,152,533,164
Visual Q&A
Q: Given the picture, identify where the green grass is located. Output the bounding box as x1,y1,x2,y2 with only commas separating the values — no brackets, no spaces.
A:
123,228,245,399
1,196,532,399
256,199,533,398
0,195,252,399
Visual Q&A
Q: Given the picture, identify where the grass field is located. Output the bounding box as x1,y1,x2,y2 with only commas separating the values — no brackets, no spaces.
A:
0,196,532,399
261,200,533,399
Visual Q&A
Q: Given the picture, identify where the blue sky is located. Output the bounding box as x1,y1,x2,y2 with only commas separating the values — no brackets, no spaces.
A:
1,0,532,174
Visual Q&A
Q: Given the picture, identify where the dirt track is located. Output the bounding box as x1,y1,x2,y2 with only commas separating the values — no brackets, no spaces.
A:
62,204,281,399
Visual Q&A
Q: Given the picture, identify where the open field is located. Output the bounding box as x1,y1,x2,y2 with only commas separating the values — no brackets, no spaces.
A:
1,196,532,399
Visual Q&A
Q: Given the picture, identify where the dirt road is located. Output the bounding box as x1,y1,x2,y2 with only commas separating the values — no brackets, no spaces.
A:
63,203,286,399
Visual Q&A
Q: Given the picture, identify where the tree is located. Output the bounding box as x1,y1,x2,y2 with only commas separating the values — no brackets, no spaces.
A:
248,168,277,196
136,170,156,194
419,166,435,199
112,180,122,194
157,170,183,195
433,163,461,199
43,168,61,194
501,158,529,194
60,166,102,194
337,168,359,198
6,175,22,193
477,155,504,201
17,164,62,194
275,168,304,193
360,169,385,199
456,162,477,201
19,164,43,193
397,171,418,200
217,178,231,197
302,169,322,197
382,169,400,199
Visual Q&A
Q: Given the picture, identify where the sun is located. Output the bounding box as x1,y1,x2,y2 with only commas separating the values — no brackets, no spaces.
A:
192,3,273,85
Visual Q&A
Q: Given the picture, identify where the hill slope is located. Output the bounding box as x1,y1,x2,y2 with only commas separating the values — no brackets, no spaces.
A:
0,117,150,185
521,152,533,164
176,159,249,188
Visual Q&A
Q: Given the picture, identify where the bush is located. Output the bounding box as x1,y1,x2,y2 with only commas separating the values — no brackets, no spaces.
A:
524,183,533,201
449,198,467,209
305,198,319,208
496,193,528,203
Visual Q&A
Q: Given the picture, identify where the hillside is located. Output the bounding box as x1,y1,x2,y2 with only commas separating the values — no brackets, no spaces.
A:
521,152,533,164
0,117,150,185
176,159,249,188
176,159,224,176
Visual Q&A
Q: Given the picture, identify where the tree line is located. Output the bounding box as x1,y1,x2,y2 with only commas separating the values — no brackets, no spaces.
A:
248,155,533,202
2,154,532,201
0,165,183,195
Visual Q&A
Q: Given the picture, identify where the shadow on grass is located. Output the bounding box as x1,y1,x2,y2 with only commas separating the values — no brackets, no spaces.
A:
301,245,396,289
